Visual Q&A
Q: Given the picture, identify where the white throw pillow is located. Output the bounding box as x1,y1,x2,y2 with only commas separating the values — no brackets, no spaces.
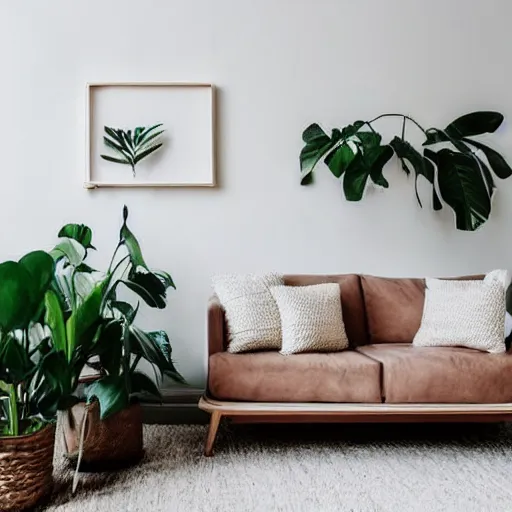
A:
270,283,349,355
413,269,508,353
211,273,283,353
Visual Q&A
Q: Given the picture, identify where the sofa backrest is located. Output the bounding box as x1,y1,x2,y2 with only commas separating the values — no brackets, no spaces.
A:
284,274,367,348
360,274,485,344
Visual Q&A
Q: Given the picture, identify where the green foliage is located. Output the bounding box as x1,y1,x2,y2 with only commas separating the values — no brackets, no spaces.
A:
47,206,185,421
0,251,60,437
101,124,164,177
299,111,512,231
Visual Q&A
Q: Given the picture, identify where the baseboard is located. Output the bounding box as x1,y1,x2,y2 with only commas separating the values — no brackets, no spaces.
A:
141,387,209,425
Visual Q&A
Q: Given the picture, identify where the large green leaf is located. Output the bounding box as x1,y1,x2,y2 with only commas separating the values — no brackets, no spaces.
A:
19,251,55,324
86,375,129,420
444,111,504,138
51,238,86,267
119,206,148,269
0,334,33,383
461,138,512,179
122,269,167,309
436,149,491,231
44,290,67,354
0,261,31,332
65,281,105,360
324,144,355,178
390,137,440,209
94,320,123,376
58,224,95,250
343,145,393,201
299,124,338,185
153,270,176,290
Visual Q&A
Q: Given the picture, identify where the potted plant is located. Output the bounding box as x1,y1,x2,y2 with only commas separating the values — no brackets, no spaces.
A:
0,250,66,511
44,206,185,470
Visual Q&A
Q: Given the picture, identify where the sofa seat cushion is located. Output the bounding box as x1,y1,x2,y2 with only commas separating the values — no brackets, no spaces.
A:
357,343,512,403
208,350,382,403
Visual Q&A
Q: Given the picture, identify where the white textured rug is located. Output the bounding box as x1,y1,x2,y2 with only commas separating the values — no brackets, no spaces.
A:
41,422,512,512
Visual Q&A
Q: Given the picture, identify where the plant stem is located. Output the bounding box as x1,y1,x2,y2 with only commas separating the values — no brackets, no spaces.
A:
401,116,406,139
130,354,141,375
107,243,123,275
8,384,18,436
368,113,428,135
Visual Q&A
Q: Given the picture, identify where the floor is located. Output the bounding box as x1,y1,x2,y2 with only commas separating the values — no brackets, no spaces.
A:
40,421,512,512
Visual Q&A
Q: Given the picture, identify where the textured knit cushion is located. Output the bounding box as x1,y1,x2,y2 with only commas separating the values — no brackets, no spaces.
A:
270,283,349,355
413,269,507,353
211,273,283,353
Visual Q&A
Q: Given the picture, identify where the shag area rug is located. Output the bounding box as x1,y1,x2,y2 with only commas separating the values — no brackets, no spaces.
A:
40,422,512,512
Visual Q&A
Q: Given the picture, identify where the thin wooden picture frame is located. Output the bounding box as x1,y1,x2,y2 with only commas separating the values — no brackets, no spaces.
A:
85,82,216,189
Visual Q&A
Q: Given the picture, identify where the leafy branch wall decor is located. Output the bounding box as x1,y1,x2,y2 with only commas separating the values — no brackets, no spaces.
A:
101,124,164,177
299,111,512,231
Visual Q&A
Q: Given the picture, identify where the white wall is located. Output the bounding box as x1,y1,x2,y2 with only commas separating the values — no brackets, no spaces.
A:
2,0,512,385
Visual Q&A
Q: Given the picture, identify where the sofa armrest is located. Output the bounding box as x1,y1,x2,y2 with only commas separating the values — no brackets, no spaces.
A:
208,294,227,356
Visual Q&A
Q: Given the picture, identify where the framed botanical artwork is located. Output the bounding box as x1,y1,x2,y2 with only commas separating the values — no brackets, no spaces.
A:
85,82,216,188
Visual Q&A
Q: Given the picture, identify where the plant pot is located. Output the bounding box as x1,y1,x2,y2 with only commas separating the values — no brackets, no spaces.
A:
0,423,56,511
62,401,143,471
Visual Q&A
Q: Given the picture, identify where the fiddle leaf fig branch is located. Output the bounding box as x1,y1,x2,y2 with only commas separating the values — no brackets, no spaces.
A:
300,111,512,231
101,124,164,177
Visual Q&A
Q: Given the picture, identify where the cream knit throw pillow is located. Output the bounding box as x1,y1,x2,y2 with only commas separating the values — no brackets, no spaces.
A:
413,269,508,353
270,283,349,355
212,273,283,353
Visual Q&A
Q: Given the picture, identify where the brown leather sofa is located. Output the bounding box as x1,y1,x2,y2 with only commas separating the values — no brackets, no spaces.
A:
199,274,512,455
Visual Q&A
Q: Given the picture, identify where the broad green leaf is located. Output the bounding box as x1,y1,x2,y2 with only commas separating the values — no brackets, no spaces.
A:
300,123,337,185
19,251,55,324
134,143,163,165
51,238,86,267
340,121,365,139
444,111,504,138
390,137,439,208
122,269,167,309
0,261,31,332
58,224,95,250
65,281,105,360
94,320,123,376
324,144,355,178
75,263,97,273
86,375,129,420
436,149,491,231
0,334,33,383
355,131,382,148
153,270,176,290
423,149,443,211
100,154,130,165
119,205,148,269
130,371,161,398
44,290,67,355
461,138,512,179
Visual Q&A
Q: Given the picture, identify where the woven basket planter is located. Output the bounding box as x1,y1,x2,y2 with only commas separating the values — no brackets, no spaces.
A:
62,401,143,471
0,423,56,511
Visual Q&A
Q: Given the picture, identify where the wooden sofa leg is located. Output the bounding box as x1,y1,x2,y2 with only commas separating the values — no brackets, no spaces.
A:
204,411,222,457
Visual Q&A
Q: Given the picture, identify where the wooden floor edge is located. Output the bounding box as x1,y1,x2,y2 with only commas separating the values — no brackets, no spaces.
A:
198,396,512,415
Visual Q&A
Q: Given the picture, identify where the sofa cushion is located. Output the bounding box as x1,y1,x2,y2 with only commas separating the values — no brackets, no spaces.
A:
360,274,484,344
284,274,367,347
357,343,512,403
208,350,382,402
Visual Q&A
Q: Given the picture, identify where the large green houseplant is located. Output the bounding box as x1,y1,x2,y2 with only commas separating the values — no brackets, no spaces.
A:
300,111,512,231
45,206,185,470
0,250,64,511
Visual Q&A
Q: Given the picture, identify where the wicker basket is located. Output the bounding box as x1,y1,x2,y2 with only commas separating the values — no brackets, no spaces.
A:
0,423,56,511
62,401,143,471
